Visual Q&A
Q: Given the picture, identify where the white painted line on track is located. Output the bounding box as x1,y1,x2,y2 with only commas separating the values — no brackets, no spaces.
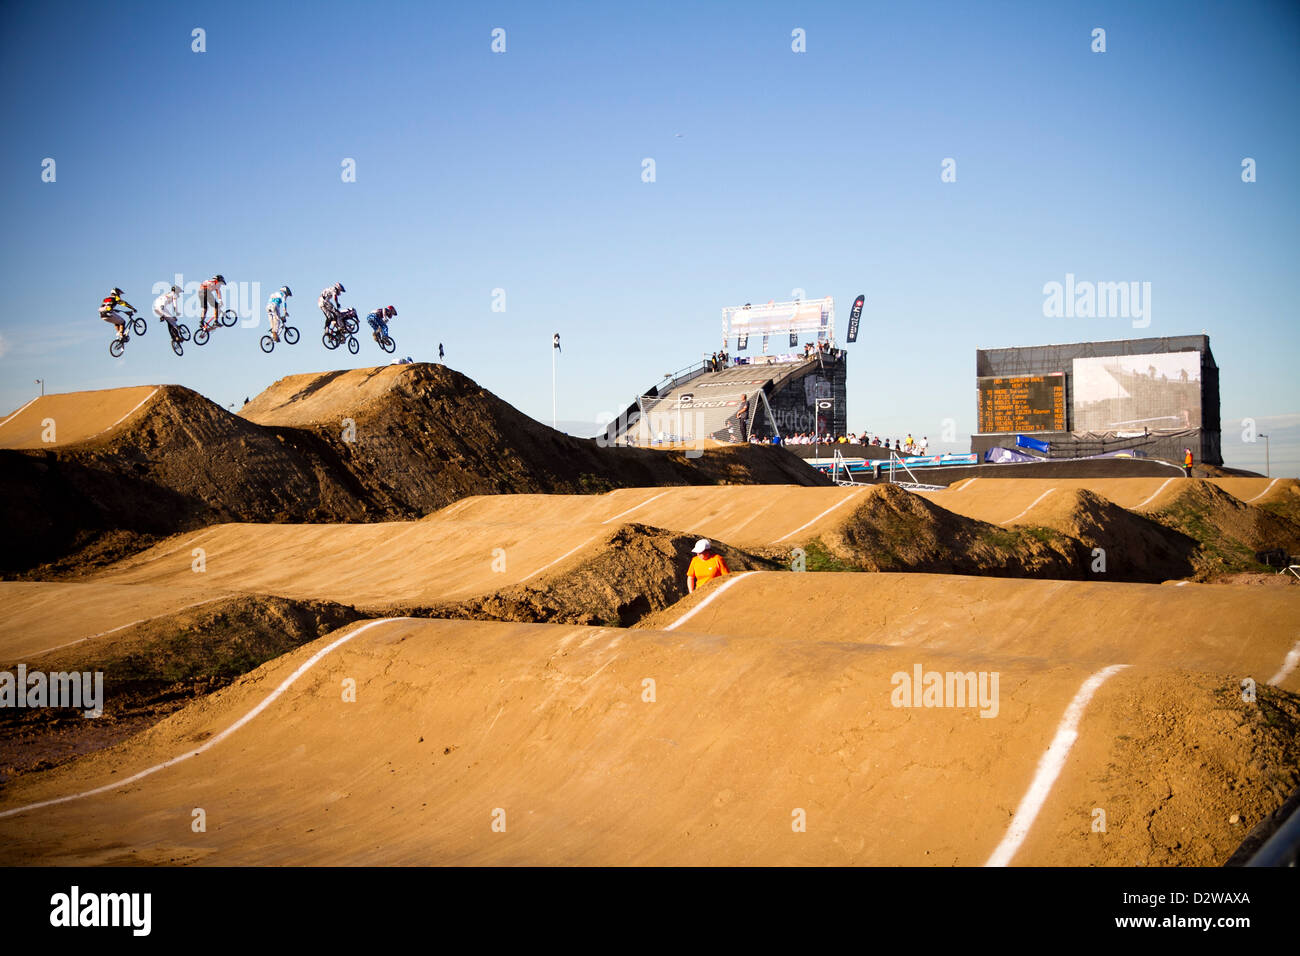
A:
958,477,979,492
1267,640,1300,687
666,572,755,632
1133,477,1175,510
0,617,409,820
1001,488,1055,525
602,491,668,525
518,533,605,583
34,596,229,656
1245,478,1280,504
96,386,160,439
0,396,40,430
775,490,865,543
984,663,1129,867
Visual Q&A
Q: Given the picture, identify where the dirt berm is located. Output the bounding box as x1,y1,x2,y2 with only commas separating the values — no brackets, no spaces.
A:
0,364,826,575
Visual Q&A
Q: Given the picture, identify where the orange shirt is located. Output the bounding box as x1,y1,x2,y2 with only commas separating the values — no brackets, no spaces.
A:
688,552,729,585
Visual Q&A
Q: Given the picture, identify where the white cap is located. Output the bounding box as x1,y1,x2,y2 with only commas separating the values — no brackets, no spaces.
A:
692,538,711,554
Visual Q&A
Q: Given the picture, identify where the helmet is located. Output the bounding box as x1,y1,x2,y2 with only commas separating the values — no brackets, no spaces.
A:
280,286,292,297
111,287,123,296
214,274,226,283
385,305,397,318
334,283,345,294
170,285,181,294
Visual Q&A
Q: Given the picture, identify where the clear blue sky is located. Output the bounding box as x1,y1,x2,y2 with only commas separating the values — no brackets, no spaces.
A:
2,0,1297,472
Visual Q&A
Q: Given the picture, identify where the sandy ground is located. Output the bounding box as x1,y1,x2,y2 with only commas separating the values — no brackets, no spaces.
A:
0,612,1293,866
3,381,1297,867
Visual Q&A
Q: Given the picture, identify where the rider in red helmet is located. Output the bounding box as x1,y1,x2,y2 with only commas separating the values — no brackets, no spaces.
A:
367,304,396,342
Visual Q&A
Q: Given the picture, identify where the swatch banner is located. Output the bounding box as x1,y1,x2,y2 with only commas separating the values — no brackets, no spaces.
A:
737,333,748,351
789,331,797,347
762,333,769,352
846,293,865,343
1016,434,1051,453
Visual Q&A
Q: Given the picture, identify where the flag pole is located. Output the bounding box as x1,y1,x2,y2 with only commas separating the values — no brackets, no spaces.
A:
552,336,557,430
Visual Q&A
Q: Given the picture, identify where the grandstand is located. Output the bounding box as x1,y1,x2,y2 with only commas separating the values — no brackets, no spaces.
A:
604,295,851,446
605,350,848,446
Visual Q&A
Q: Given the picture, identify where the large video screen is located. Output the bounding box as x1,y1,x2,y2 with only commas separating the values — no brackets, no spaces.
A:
1071,352,1200,433
977,374,1066,433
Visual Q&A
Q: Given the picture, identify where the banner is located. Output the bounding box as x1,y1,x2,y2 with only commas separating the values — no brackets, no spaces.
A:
737,333,747,351
723,297,834,339
762,333,769,353
789,331,797,347
846,294,864,343
1016,434,1051,454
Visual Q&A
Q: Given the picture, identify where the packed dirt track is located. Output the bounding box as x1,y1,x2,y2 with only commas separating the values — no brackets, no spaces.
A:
1,612,1295,866
0,386,160,450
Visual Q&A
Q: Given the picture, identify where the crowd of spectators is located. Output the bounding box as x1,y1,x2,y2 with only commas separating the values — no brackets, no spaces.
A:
707,350,730,372
750,431,931,454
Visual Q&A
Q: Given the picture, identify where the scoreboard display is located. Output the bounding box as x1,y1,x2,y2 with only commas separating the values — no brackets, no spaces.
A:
977,374,1066,433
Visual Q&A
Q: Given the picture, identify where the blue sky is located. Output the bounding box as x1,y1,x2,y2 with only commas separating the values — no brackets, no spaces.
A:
2,0,1297,473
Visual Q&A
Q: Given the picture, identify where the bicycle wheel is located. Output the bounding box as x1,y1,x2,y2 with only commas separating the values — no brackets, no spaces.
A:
131,316,147,336
379,335,395,354
322,332,339,350
345,315,359,334
284,326,299,345
347,335,359,355
221,309,238,328
177,323,191,342
109,338,125,358
260,335,274,353
195,327,210,346
171,338,184,357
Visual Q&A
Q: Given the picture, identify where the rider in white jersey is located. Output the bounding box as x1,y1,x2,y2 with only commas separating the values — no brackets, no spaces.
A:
319,282,346,335
267,286,292,341
153,285,183,341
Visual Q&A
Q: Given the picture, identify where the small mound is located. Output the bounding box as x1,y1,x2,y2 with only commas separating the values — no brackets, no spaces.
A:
425,523,780,626
1146,480,1300,579
820,483,1085,578
1021,489,1197,581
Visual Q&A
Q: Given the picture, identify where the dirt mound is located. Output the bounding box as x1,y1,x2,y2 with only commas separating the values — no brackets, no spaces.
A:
426,523,780,626
0,594,363,785
815,483,1086,578
238,364,825,513
1024,489,1198,580
0,367,826,576
1145,480,1300,579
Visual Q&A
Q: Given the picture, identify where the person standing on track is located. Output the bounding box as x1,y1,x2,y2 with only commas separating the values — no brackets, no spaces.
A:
198,274,226,331
686,538,729,594
153,284,183,341
267,285,291,342
1183,447,1194,475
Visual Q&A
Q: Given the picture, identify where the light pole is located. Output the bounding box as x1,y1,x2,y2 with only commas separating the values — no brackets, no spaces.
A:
34,379,44,397
1259,433,1270,477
